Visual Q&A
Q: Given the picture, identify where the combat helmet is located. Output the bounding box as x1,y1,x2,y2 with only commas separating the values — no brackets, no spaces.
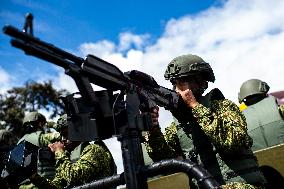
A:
23,111,46,129
164,54,215,83
238,79,270,103
54,114,68,131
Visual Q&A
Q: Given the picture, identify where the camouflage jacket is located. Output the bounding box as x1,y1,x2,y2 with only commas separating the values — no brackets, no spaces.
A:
145,99,266,188
31,143,114,189
40,132,61,146
145,99,252,161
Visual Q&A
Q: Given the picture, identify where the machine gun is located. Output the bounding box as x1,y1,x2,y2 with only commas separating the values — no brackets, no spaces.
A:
2,21,220,189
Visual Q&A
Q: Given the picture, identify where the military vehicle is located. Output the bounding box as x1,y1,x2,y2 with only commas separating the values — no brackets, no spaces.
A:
254,142,284,187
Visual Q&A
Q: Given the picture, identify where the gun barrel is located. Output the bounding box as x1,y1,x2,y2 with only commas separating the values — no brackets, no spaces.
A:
11,39,72,69
3,25,83,65
3,24,180,111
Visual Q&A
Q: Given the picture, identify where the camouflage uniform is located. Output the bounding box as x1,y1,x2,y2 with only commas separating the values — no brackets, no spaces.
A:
145,54,266,189
146,99,265,189
221,182,264,189
30,142,114,188
146,99,252,159
29,114,115,188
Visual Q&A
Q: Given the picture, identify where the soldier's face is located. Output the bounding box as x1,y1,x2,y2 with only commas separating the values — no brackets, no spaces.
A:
175,80,197,91
174,76,208,97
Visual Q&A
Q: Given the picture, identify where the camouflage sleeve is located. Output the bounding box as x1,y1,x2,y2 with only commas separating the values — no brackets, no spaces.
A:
54,144,113,186
192,99,252,151
164,123,184,157
221,182,259,189
279,104,284,118
145,123,182,161
39,132,61,146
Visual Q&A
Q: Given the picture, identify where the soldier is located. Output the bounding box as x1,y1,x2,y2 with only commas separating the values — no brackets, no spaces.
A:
30,114,116,188
146,54,266,188
238,79,284,151
18,112,60,189
18,112,60,146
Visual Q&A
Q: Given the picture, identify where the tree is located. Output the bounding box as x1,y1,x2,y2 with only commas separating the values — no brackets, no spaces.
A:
0,80,69,137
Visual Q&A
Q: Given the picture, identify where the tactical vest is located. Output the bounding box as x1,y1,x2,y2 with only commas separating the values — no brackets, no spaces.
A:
70,142,87,162
243,96,284,151
18,131,55,179
17,131,42,146
175,88,266,186
65,142,95,188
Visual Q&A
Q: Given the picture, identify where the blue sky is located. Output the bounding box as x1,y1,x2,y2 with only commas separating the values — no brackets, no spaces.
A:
1,0,218,43
0,0,219,83
1,0,284,174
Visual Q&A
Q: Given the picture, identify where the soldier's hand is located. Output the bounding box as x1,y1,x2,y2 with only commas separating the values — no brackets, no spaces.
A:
176,88,199,108
48,141,65,153
151,106,159,126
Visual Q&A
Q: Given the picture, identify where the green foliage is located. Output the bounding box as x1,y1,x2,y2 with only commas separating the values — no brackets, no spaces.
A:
0,80,69,137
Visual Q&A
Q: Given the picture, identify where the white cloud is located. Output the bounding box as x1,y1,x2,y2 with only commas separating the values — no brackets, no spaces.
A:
55,71,78,93
79,37,146,73
0,67,12,93
103,50,144,72
80,40,116,58
118,32,150,51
